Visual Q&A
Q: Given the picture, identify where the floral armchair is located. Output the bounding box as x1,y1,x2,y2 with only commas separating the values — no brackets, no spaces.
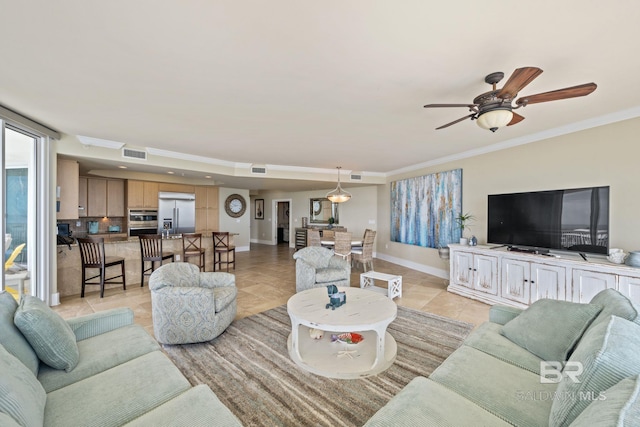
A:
293,246,351,293
149,262,237,344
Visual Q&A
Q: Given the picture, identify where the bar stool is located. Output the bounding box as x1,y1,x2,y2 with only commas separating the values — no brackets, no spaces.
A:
182,233,206,271
212,232,235,272
77,237,126,298
139,234,174,286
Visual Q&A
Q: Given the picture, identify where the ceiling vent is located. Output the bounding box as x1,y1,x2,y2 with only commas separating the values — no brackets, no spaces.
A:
350,172,363,181
122,148,147,160
251,164,267,175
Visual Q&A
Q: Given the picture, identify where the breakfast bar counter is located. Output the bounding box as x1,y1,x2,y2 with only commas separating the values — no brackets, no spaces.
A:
56,235,221,298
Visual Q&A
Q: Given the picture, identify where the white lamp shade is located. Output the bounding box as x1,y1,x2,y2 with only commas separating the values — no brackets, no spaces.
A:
476,109,514,131
326,189,351,203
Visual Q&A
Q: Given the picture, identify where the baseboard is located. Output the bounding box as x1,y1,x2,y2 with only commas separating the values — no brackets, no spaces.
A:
375,253,449,279
237,245,251,252
50,292,60,306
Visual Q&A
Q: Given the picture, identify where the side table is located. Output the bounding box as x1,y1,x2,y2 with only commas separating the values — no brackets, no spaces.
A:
360,271,402,299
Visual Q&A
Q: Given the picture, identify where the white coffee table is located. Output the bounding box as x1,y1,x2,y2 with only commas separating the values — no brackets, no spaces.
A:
287,287,397,379
360,271,403,299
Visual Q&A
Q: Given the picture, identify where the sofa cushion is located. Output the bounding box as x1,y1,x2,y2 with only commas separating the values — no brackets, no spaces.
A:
429,345,555,427
44,351,191,427
123,385,243,427
464,322,543,375
213,286,238,313
501,299,602,362
38,324,160,393
293,246,333,268
0,343,46,427
588,288,640,331
569,375,640,427
0,291,39,376
549,316,640,427
315,267,348,284
14,295,79,372
364,376,512,427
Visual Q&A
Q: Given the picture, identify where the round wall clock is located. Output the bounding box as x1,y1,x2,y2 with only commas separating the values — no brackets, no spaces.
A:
225,194,246,218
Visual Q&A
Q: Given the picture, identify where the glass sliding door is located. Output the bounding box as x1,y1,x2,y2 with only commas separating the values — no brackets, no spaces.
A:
3,125,37,298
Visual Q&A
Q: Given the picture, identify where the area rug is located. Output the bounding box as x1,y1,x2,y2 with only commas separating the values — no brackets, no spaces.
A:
162,305,473,427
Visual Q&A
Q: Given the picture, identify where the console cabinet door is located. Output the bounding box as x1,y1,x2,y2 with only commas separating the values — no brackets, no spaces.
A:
501,259,530,304
571,269,616,303
473,254,498,295
530,263,566,302
618,276,640,305
452,251,473,288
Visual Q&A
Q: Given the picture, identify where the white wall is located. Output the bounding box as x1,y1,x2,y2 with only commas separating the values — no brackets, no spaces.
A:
218,187,251,251
253,186,379,246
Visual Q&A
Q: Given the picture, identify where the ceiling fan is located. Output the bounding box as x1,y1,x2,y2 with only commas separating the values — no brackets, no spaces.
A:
424,67,597,132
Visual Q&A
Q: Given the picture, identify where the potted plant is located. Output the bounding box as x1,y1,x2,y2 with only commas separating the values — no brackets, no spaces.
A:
455,212,476,245
327,217,335,229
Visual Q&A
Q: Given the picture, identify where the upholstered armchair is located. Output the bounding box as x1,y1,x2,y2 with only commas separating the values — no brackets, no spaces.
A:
293,246,350,293
149,262,237,345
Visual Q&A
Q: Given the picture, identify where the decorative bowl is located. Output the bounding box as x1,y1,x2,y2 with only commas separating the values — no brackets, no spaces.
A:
625,251,640,267
607,252,627,264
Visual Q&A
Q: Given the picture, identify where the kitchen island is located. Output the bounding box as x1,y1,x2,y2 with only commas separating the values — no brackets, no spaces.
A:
56,234,227,298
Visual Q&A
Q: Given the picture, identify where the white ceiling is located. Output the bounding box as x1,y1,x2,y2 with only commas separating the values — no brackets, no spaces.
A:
2,1,640,186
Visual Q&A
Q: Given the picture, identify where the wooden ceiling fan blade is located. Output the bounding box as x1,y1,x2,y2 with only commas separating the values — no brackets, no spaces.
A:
497,67,543,99
515,83,597,105
435,114,475,130
507,112,525,126
424,103,477,108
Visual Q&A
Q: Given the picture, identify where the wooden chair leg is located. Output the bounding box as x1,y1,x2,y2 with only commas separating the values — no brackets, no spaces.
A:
121,261,126,291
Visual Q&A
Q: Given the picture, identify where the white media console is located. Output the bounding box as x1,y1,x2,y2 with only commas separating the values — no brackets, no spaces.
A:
448,244,640,308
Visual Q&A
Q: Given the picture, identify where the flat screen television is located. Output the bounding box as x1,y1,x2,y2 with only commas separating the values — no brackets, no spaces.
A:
487,186,609,255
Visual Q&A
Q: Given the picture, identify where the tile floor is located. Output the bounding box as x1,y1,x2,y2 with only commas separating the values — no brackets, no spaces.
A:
52,243,491,336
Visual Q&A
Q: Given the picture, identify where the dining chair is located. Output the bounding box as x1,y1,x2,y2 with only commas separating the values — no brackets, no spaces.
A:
352,229,376,272
77,237,126,298
182,233,206,271
321,230,334,240
139,234,174,286
212,232,236,272
333,231,352,263
307,229,321,247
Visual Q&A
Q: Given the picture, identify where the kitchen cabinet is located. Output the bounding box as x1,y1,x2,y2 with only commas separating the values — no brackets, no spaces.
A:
195,186,219,233
78,177,88,218
56,159,79,220
107,179,125,217
127,180,159,209
79,177,125,217
158,183,195,193
449,244,639,308
87,178,107,217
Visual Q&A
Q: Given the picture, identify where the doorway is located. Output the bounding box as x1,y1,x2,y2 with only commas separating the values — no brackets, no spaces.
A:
272,199,291,246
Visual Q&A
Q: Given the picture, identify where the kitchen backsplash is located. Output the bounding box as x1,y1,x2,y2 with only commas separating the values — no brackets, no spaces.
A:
58,217,126,237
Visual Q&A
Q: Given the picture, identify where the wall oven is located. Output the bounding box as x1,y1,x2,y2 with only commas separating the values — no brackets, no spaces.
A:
128,209,158,236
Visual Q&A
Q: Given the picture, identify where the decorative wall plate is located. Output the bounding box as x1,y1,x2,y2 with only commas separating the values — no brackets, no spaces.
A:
225,194,246,218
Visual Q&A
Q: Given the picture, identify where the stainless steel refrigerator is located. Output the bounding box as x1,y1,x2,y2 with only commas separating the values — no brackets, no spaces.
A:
158,192,196,235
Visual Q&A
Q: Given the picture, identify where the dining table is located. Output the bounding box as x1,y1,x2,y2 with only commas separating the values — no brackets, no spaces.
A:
320,238,363,248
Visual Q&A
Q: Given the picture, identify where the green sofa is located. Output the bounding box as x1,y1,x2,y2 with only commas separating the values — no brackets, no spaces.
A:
0,291,242,427
365,289,640,427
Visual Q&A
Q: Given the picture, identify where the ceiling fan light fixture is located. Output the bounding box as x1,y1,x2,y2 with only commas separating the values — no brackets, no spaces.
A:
476,109,514,132
326,166,351,203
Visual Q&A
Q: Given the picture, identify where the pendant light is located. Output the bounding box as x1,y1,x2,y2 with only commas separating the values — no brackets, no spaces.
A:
326,166,351,203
